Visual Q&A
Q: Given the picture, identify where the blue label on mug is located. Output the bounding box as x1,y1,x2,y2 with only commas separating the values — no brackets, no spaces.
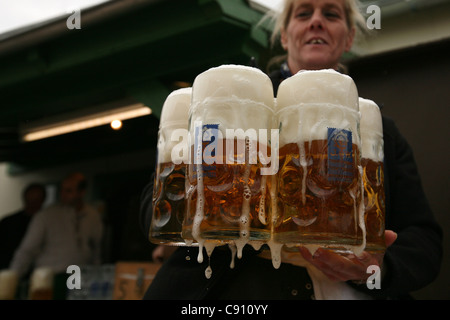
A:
327,128,354,183
193,123,220,178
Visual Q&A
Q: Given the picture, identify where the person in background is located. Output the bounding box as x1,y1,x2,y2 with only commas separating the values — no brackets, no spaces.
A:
140,0,442,299
9,172,104,299
0,183,47,270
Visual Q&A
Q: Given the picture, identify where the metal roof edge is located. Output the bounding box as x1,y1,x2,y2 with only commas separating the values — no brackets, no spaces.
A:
0,0,165,58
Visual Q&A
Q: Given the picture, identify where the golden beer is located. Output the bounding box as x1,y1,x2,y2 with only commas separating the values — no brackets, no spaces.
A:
274,69,365,254
183,65,277,249
150,87,192,246
29,288,53,300
183,138,274,241
276,140,362,245
359,98,386,254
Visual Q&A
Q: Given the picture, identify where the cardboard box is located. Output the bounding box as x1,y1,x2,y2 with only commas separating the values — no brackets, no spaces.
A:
112,261,162,300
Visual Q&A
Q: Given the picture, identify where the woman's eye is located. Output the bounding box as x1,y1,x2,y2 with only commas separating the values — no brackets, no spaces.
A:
324,11,340,18
296,11,311,18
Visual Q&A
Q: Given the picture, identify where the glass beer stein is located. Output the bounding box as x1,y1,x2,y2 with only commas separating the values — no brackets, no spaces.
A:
150,87,192,246
274,69,366,255
182,64,278,254
29,267,54,300
359,97,386,255
0,269,19,300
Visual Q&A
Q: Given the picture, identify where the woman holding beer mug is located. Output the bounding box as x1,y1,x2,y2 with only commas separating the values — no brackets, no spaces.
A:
141,0,442,299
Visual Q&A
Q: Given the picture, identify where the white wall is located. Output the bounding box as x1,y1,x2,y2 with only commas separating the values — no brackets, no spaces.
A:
0,163,56,219
352,1,450,56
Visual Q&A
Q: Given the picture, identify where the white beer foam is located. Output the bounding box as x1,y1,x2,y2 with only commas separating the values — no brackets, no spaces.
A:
192,64,274,108
190,65,276,139
158,87,191,163
276,69,360,146
277,69,359,111
29,267,54,292
160,87,192,127
359,97,384,162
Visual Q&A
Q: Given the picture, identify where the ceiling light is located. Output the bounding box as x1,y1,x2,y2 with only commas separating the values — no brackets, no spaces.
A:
20,102,151,142
110,119,122,130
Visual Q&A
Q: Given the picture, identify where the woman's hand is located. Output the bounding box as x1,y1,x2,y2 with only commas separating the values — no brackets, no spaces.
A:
298,230,397,282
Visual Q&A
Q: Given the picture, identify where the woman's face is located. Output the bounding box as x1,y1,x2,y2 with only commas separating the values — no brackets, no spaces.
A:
281,0,355,71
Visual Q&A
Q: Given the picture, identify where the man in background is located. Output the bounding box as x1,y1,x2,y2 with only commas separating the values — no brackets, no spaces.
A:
0,183,47,270
9,172,104,299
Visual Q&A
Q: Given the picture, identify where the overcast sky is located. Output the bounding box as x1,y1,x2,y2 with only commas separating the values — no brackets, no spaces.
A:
0,0,111,35
251,0,283,11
